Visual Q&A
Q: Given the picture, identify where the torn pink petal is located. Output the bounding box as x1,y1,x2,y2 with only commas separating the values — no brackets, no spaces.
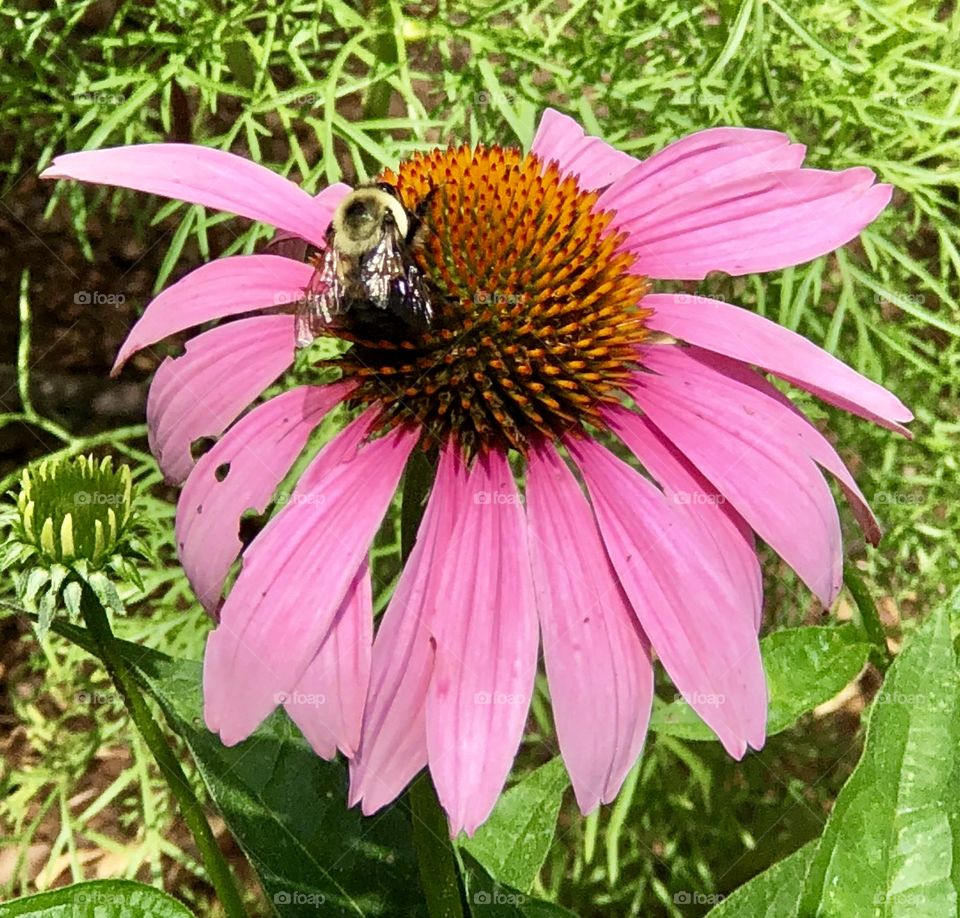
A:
147,314,296,485
605,407,764,632
41,144,336,247
285,562,373,760
113,255,314,374
202,418,417,747
426,450,539,837
531,107,638,190
348,450,457,815
643,293,912,434
175,382,354,613
568,437,766,757
526,442,653,813
632,345,844,606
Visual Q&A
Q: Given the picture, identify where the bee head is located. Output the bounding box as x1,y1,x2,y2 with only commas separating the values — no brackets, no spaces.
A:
332,186,410,256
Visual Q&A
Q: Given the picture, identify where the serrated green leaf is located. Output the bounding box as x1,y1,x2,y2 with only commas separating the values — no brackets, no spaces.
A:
461,758,567,892
707,842,815,917
651,625,871,740
0,879,196,918
798,590,960,917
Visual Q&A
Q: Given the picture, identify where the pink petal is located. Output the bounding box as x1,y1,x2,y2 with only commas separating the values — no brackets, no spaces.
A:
604,407,764,632
175,382,354,613
348,450,457,815
113,255,315,374
643,293,912,434
531,108,638,190
147,314,296,485
611,165,891,280
41,144,337,247
426,449,539,837
567,436,766,757
686,348,881,544
631,345,844,606
202,417,417,746
600,127,806,231
526,442,653,813
284,561,373,759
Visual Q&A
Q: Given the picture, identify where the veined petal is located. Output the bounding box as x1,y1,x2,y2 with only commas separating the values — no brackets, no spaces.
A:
526,442,653,813
348,449,457,815
531,107,638,190
202,417,417,746
567,437,766,757
614,166,891,280
113,255,315,374
285,562,373,760
605,407,764,632
426,450,539,837
175,382,354,613
643,293,913,434
599,127,806,228
686,347,881,544
147,315,296,485
632,345,844,606
41,144,336,247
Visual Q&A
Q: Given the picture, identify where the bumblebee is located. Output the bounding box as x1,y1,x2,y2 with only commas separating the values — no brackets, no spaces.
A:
295,183,434,346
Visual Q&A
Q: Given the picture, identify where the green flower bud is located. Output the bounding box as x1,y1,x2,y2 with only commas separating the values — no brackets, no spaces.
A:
1,454,151,637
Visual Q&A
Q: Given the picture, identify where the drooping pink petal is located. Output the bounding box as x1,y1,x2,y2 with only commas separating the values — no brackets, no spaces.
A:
203,417,417,746
685,347,882,544
40,144,337,247
426,449,539,837
643,293,913,434
284,561,373,759
531,107,638,190
631,345,844,606
113,255,315,375
604,407,764,632
609,165,891,280
567,437,767,757
349,450,456,815
147,315,296,485
600,127,806,230
175,382,354,613
526,442,653,813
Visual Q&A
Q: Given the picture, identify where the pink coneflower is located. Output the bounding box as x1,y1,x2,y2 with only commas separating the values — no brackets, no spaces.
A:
41,109,910,836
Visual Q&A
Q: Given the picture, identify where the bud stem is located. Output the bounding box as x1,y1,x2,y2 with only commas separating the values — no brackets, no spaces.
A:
75,578,247,918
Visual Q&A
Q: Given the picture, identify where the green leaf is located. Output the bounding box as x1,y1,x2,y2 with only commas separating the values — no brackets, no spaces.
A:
460,853,578,918
53,622,426,918
707,843,815,917
0,879,196,917
461,758,568,892
798,590,960,917
650,625,871,740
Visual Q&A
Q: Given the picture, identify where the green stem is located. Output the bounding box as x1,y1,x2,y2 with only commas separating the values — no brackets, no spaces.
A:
844,562,893,672
401,454,464,917
76,579,247,918
410,775,466,918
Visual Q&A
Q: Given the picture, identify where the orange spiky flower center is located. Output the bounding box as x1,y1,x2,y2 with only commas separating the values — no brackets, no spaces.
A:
337,144,650,454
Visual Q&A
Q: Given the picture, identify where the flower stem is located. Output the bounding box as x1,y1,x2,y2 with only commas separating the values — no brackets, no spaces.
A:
843,562,893,673
401,453,464,917
409,775,465,918
75,578,247,918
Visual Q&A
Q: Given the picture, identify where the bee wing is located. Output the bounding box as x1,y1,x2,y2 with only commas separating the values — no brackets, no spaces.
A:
360,224,434,328
295,247,341,347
